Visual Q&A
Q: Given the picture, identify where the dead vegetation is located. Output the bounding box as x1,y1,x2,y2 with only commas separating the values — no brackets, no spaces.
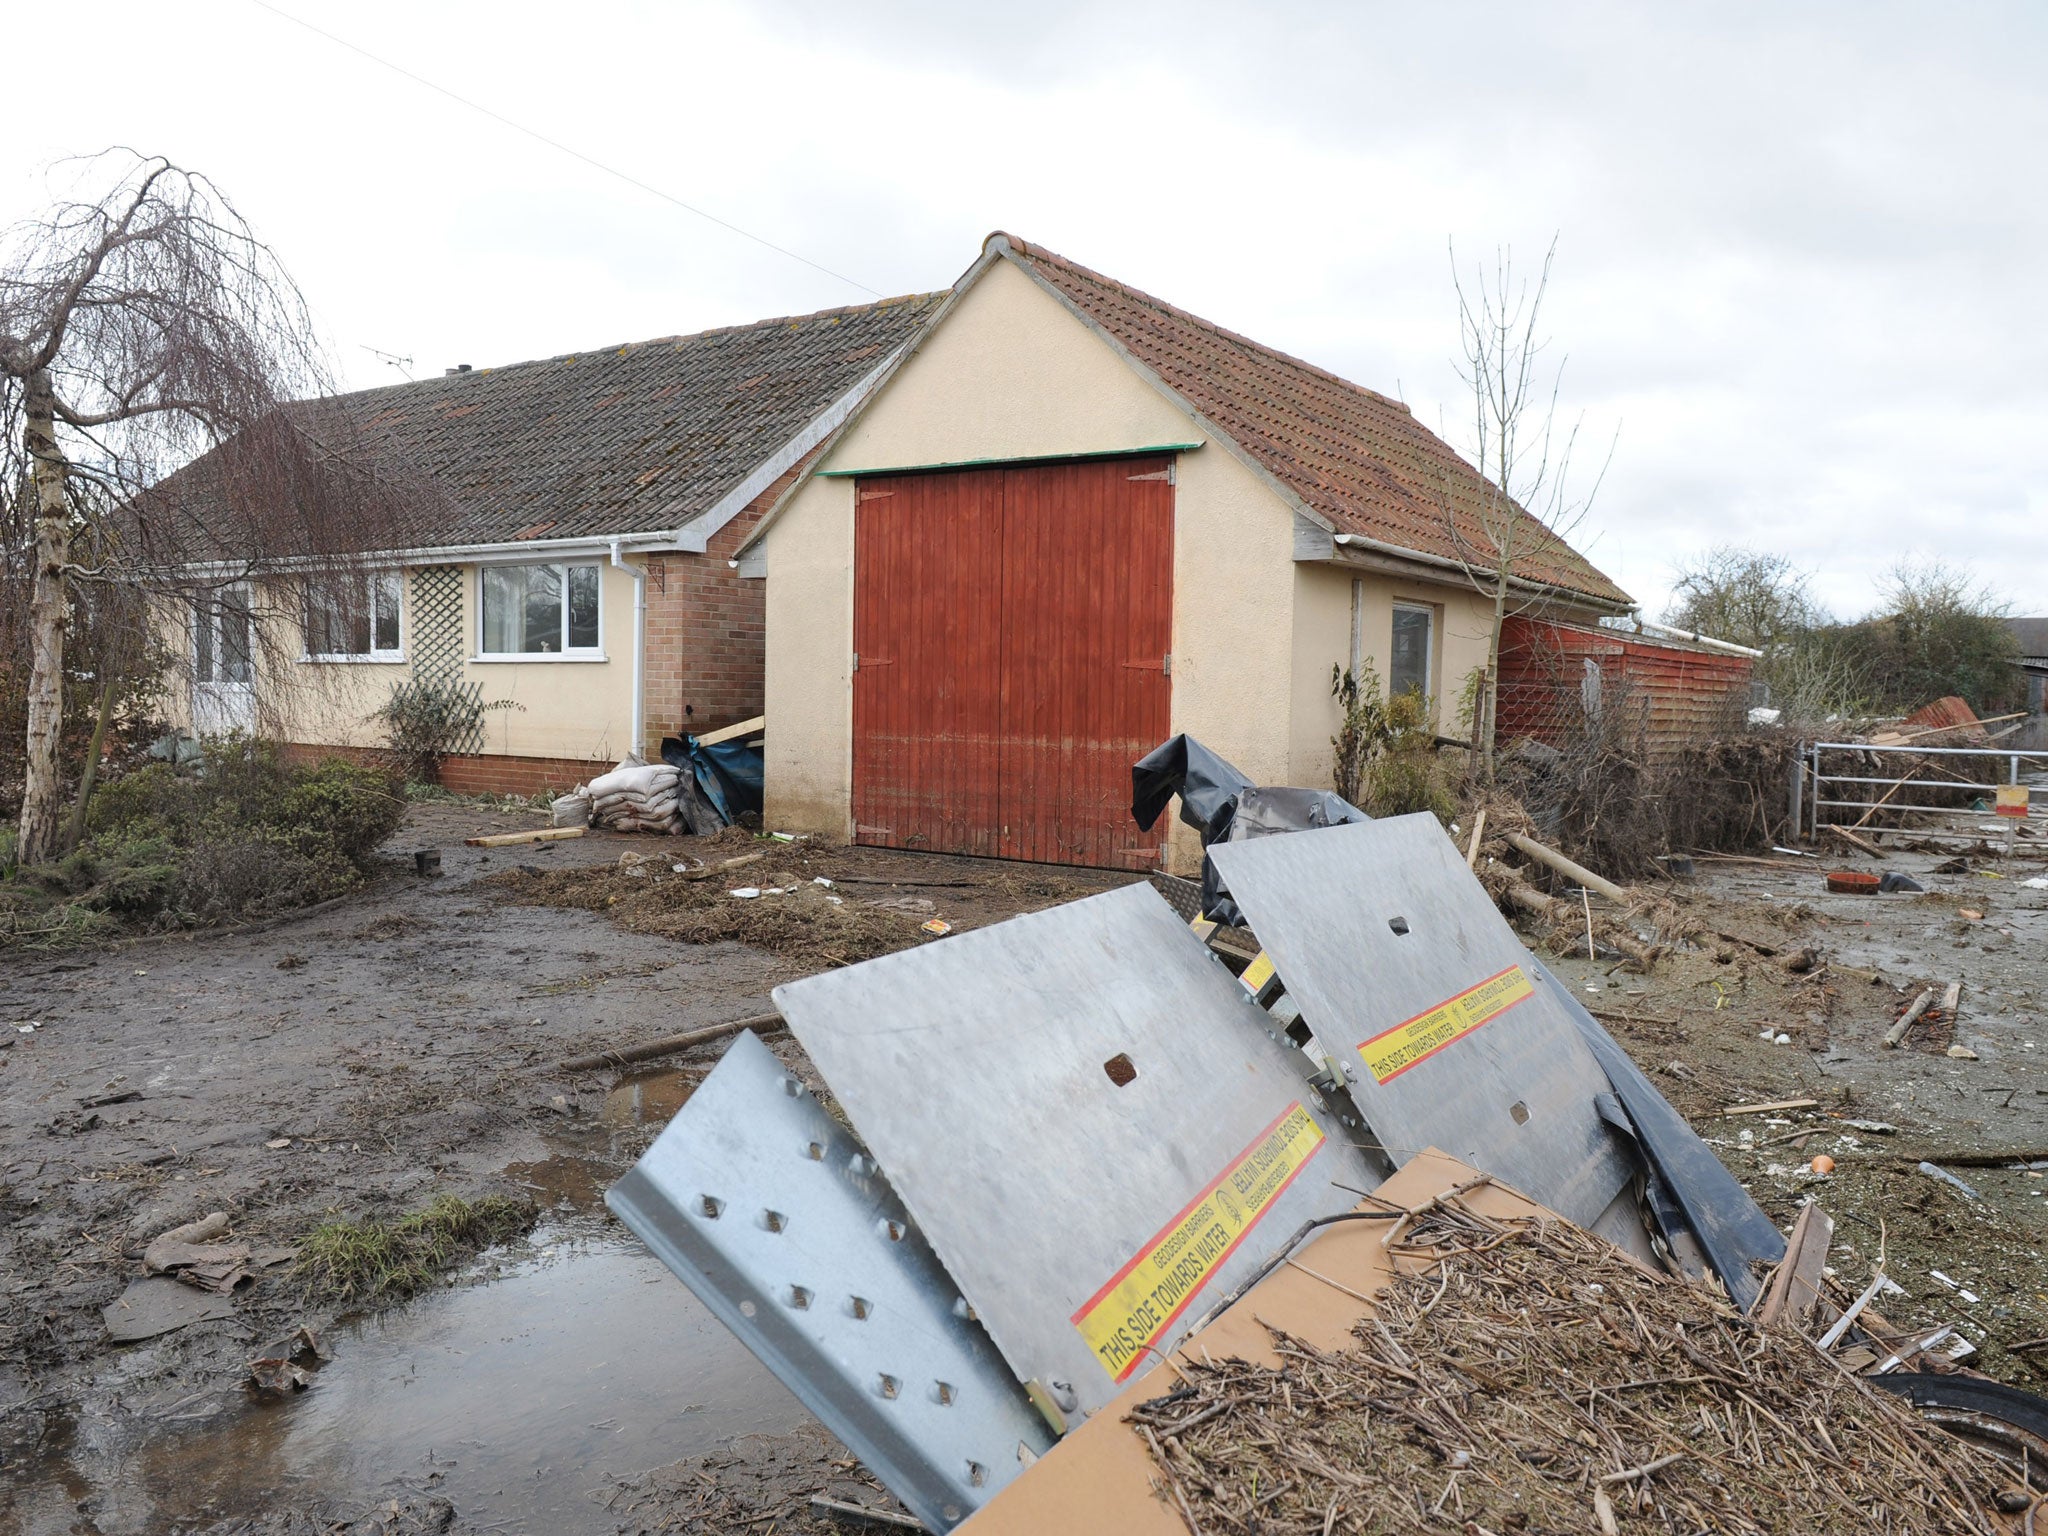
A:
1135,1203,2020,1535
491,829,1125,970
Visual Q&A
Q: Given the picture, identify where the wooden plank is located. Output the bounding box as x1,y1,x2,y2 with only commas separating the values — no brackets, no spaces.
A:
1824,823,1883,858
695,714,763,747
1754,1202,1834,1327
1722,1098,1819,1116
463,826,585,848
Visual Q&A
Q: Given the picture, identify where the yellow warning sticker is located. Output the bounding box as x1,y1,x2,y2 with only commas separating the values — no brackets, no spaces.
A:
1357,964,1535,1084
1071,1102,1325,1382
1239,951,1276,996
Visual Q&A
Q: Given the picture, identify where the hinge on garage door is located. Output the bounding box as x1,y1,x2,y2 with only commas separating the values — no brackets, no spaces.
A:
852,652,858,673
1128,464,1175,484
1163,653,1172,676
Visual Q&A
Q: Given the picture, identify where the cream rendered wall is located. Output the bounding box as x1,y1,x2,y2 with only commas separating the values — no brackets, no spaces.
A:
161,559,643,765
762,255,1302,873
458,559,639,763
1286,563,1503,788
761,474,857,835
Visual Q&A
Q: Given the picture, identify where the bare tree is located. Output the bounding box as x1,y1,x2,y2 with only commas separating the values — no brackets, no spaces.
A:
1664,545,1826,653
1436,236,1614,777
1,151,412,863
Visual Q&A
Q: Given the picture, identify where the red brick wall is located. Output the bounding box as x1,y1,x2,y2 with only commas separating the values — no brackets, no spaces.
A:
436,751,614,797
642,461,806,753
282,741,610,798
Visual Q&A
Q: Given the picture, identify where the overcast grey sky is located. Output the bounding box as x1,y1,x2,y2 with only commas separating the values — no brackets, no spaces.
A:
10,1,2043,619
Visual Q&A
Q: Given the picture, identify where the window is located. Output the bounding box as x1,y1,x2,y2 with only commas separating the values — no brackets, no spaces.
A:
304,573,404,660
1390,603,1434,700
479,562,602,656
195,586,254,684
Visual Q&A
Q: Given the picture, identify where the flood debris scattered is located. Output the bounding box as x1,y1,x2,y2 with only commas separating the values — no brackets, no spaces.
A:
1133,1205,2017,1536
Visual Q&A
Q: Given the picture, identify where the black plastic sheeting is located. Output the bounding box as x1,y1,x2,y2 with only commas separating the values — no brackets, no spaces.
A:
1131,734,1367,925
660,734,765,831
1128,732,1786,1310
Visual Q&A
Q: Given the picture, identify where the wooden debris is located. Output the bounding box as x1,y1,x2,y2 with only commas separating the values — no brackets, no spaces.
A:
1722,1097,1820,1116
560,1012,784,1072
1464,807,1487,870
464,826,586,848
1499,877,1659,969
696,714,764,747
809,1494,922,1530
1754,1202,1833,1328
1503,831,1629,904
1133,1209,2011,1536
679,851,764,881
1825,823,1884,857
1881,988,1937,1049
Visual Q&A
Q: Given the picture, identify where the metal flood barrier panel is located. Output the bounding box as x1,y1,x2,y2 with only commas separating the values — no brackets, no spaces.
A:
605,1029,1054,1531
773,883,1381,1422
1208,813,1634,1229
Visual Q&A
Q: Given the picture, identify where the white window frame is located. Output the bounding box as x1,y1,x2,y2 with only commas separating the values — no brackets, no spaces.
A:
194,582,256,685
473,560,607,662
1390,600,1436,701
302,571,407,664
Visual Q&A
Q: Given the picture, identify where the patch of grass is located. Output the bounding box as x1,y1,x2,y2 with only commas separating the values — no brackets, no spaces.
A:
297,1194,535,1304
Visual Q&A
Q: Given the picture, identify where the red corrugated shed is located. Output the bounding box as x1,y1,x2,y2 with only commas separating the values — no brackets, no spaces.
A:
1495,617,1754,757
1890,695,1988,745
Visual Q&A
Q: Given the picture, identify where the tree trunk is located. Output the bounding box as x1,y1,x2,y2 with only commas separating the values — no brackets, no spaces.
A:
1481,567,1508,781
63,668,119,855
19,374,72,864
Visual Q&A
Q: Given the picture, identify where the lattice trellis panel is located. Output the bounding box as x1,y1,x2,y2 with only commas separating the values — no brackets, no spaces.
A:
410,566,465,682
409,565,488,756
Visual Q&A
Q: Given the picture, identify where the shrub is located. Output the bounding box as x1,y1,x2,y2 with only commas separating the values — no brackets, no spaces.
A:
1331,663,1460,822
6,736,405,941
370,678,521,783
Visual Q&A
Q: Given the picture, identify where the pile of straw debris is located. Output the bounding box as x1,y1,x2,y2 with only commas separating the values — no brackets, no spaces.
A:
1133,1202,2021,1534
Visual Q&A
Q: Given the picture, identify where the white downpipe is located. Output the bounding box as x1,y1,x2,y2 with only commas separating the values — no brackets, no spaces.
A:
1628,616,1764,659
610,539,648,761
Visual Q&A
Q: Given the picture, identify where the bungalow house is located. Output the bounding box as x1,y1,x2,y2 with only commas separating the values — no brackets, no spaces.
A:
163,292,945,795
739,234,1636,875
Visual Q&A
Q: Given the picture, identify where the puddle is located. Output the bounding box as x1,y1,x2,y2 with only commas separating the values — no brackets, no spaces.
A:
4,1221,808,1535
2,1067,760,1535
599,1065,700,1130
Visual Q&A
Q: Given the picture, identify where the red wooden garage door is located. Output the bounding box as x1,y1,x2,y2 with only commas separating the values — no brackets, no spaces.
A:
852,455,1173,868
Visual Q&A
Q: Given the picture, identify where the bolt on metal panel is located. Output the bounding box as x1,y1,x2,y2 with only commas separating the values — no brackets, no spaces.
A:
1207,813,1633,1229
773,883,1380,1422
606,1029,1052,1532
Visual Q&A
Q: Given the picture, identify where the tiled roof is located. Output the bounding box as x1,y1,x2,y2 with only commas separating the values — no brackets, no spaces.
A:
174,293,949,553
998,236,1631,607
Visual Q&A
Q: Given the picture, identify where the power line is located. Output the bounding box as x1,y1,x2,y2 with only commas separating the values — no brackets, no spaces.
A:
248,1,883,299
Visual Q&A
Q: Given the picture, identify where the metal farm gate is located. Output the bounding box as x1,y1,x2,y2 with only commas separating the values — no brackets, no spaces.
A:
851,456,1174,868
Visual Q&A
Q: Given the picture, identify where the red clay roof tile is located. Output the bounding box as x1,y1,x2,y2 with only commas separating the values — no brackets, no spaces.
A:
997,235,1630,607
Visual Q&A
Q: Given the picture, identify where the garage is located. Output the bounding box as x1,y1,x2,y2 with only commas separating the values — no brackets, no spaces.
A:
850,454,1173,867
747,233,1631,874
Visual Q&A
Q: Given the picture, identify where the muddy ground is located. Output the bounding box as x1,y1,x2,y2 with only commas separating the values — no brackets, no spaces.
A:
2,805,2046,1533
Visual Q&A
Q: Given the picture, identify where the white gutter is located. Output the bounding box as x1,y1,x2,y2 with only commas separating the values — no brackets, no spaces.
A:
1627,617,1764,659
610,538,648,759
1330,532,1634,615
